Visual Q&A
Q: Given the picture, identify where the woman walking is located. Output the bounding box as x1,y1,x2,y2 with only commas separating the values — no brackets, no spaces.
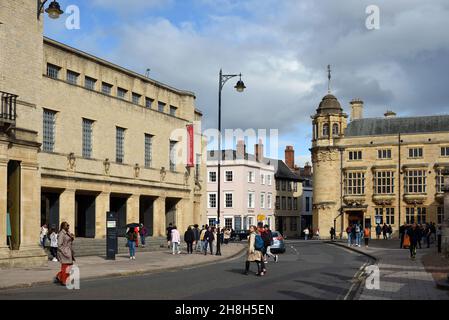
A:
40,224,48,248
243,226,265,276
171,226,181,255
55,222,75,286
184,226,195,254
126,227,138,260
49,228,58,262
363,226,370,247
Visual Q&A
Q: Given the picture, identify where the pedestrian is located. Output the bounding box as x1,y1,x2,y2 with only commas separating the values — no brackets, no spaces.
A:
204,226,214,255
243,225,265,276
416,225,423,249
430,223,437,244
387,225,393,240
355,223,361,247
193,224,200,252
330,227,336,241
49,228,58,262
171,226,181,255
55,222,75,286
399,224,406,248
184,226,195,254
139,224,148,248
134,226,140,248
212,227,218,252
437,225,442,253
224,228,231,244
407,223,419,259
40,223,48,248
304,227,310,240
364,226,370,247
263,224,278,263
346,225,352,246
199,225,207,253
375,224,382,240
351,224,357,246
166,223,173,249
425,224,431,248
382,224,388,240
315,228,320,240
126,227,138,260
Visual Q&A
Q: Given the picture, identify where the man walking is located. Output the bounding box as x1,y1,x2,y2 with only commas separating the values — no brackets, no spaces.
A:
204,226,214,255
330,227,336,241
399,224,405,248
407,223,419,259
166,223,173,249
263,224,278,263
355,223,361,247
304,227,310,240
375,224,382,240
193,224,200,252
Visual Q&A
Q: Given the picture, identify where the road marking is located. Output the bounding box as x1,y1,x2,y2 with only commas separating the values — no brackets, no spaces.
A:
343,262,369,300
290,246,299,255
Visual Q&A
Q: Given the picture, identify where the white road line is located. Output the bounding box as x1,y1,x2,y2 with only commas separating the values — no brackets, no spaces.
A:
344,262,368,300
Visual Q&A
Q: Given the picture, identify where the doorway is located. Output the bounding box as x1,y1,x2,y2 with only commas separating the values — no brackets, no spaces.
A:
110,196,127,236
7,161,21,250
140,196,155,236
75,194,96,238
348,211,364,226
41,192,60,230
165,198,179,227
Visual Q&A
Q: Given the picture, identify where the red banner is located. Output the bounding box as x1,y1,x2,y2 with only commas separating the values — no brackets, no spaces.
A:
186,124,194,167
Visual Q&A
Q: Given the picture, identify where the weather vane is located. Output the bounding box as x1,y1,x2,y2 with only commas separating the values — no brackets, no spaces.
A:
327,64,331,93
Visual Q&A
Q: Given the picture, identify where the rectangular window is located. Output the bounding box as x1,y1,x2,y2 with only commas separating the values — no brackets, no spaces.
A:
43,109,56,152
144,134,153,168
437,169,445,193
404,170,427,194
417,207,427,224
306,197,310,212
349,150,362,161
345,172,365,195
441,147,449,157
281,180,287,191
261,174,265,185
117,87,127,99
46,63,60,79
225,218,233,230
169,140,177,172
408,148,423,158
406,207,415,224
208,218,217,227
225,193,233,208
66,70,79,85
225,171,233,182
267,175,272,186
208,193,217,208
293,197,298,210
234,216,242,231
378,149,392,159
281,197,286,210
82,118,93,159
248,171,255,183
169,105,177,116
287,181,292,192
294,182,298,192
248,192,255,209
385,208,395,225
158,102,166,113
374,171,395,194
132,93,141,105
275,196,280,210
116,127,125,163
102,82,112,95
145,97,154,109
288,197,293,210
276,180,280,190
267,193,272,209
209,171,217,182
85,76,97,90
290,218,298,232
375,208,384,225
438,207,444,224
195,154,201,181
260,193,265,209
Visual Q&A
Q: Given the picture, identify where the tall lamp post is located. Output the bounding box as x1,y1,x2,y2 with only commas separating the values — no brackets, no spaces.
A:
216,69,246,256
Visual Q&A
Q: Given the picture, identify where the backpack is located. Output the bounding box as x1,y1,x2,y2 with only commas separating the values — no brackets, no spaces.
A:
254,234,264,251
261,231,271,246
355,225,360,233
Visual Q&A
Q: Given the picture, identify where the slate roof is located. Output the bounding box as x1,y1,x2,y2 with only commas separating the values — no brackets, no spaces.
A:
345,115,449,137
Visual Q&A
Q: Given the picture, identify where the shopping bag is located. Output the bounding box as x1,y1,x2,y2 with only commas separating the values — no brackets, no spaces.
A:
403,234,410,248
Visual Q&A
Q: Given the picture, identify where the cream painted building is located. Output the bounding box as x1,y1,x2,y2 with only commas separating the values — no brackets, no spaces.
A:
312,93,449,239
0,1,206,267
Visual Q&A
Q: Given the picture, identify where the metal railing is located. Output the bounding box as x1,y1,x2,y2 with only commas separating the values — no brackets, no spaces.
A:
1,91,18,123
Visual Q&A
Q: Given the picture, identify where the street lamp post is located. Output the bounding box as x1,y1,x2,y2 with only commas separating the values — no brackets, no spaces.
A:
37,0,64,20
216,69,246,256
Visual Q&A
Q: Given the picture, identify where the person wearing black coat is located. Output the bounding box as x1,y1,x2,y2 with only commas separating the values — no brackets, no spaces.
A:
407,224,419,259
203,227,215,255
399,224,406,248
184,226,195,254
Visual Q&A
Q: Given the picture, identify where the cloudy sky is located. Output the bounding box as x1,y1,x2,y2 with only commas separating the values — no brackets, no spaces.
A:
44,0,449,166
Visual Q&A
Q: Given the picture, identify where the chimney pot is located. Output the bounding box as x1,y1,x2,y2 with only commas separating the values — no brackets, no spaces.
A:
285,146,295,169
350,98,364,121
384,110,397,118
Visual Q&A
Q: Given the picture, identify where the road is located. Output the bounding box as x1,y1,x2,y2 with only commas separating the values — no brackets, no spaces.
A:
0,241,370,300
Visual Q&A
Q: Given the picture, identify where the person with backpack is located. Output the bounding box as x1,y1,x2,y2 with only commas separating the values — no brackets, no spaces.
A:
126,227,138,260
354,223,361,247
243,225,265,276
263,224,278,263
375,224,382,240
364,226,370,247
204,226,214,255
184,226,195,254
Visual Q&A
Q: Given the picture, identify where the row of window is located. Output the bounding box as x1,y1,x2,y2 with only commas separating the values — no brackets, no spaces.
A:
275,196,300,211
344,169,445,195
348,147,449,161
43,109,181,171
207,216,274,232
275,180,298,192
208,192,273,209
208,171,273,185
368,206,445,226
46,64,178,116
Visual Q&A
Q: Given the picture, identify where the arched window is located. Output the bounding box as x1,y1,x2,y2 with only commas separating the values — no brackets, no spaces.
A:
332,123,339,136
322,123,329,137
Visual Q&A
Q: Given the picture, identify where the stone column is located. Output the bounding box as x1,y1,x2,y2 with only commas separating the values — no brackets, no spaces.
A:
0,160,7,248
20,163,41,247
442,170,449,256
177,197,193,232
126,194,140,225
59,189,75,233
153,197,166,237
95,192,110,239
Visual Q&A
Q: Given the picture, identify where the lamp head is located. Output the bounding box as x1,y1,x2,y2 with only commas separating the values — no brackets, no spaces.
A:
234,74,246,92
45,1,64,19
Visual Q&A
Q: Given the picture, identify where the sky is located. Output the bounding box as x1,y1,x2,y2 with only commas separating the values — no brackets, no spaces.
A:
44,0,449,166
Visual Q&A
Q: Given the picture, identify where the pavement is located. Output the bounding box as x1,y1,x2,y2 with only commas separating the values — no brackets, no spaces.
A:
327,239,449,300
0,241,370,300
0,243,245,291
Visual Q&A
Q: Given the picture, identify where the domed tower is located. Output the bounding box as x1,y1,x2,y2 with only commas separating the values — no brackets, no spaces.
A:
311,68,348,237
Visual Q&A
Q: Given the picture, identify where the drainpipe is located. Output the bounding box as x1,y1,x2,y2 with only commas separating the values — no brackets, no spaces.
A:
398,133,402,230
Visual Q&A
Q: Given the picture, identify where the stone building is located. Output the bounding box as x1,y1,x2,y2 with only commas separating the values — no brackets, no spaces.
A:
0,1,206,267
311,93,449,239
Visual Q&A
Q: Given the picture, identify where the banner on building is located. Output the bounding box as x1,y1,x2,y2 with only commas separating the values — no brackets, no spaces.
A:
186,124,194,167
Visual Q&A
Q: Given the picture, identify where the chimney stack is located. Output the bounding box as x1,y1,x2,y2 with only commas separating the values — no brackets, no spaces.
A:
236,140,246,159
350,99,364,121
303,162,312,177
254,139,264,162
384,110,397,119
285,146,295,169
